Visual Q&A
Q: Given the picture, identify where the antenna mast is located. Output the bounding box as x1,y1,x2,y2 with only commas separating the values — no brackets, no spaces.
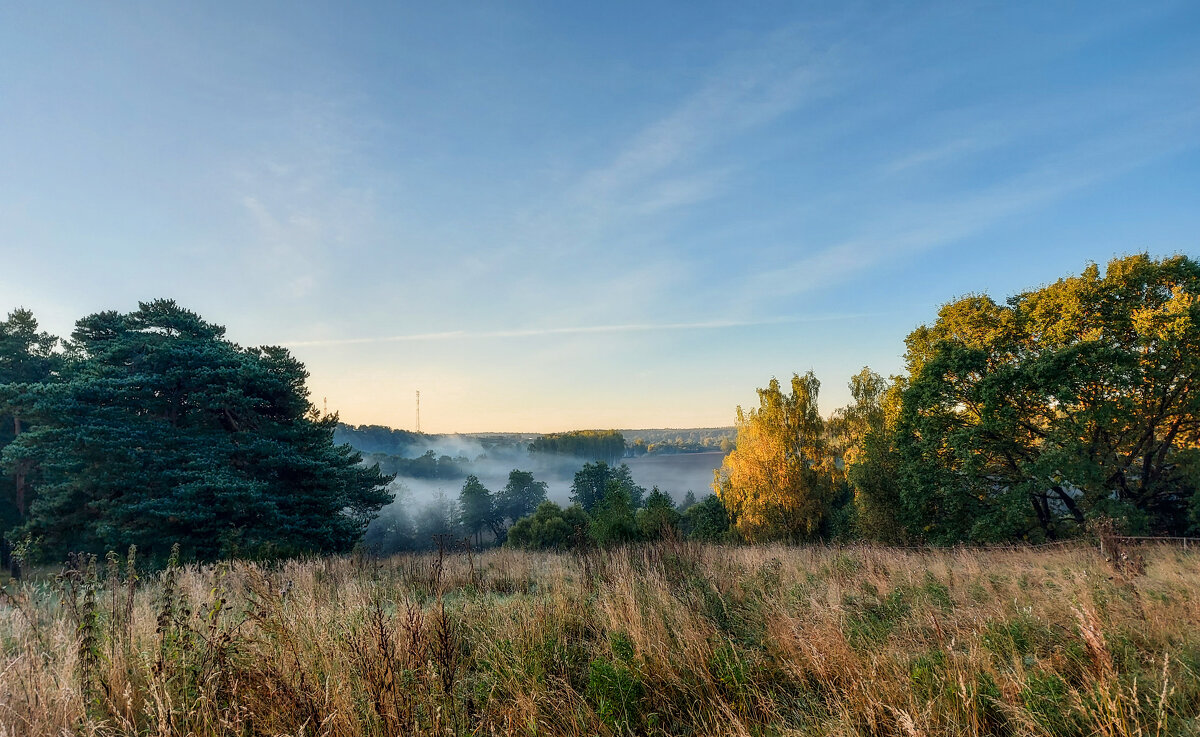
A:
415,390,421,434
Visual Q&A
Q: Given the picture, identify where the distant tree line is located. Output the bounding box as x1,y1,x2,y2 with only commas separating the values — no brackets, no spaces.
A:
626,428,735,456
335,425,530,461
364,450,469,480
338,426,737,483
344,427,702,485
333,424,426,456
528,430,626,465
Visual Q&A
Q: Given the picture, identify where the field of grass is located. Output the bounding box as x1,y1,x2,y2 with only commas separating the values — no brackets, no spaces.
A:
2,541,1199,736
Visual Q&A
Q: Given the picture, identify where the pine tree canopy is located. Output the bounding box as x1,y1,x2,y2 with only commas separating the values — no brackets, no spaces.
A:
0,300,393,563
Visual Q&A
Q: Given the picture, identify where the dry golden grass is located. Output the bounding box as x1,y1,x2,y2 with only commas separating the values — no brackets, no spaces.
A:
2,541,1198,736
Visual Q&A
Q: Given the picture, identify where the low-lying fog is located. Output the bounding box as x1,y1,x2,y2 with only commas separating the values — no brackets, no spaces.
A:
388,451,723,506
360,434,726,548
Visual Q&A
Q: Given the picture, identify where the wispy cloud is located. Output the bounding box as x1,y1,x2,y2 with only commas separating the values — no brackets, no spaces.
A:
225,93,381,302
279,312,875,348
880,135,998,177
745,89,1200,303
459,24,851,329
568,27,835,219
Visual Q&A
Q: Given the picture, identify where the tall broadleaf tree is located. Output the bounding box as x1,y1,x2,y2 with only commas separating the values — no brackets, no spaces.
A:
0,300,393,562
714,372,841,542
458,474,498,545
895,255,1200,541
495,469,548,527
829,368,906,542
589,482,639,546
637,487,681,540
570,461,645,512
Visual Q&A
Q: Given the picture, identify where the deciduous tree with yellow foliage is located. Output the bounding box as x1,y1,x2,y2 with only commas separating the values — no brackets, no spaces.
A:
713,371,841,542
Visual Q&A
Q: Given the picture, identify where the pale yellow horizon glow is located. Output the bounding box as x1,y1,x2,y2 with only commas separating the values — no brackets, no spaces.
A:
285,313,882,434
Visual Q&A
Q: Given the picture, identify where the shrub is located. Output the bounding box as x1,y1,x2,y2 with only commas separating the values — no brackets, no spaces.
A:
636,487,681,540
506,502,589,550
683,494,731,541
589,485,639,547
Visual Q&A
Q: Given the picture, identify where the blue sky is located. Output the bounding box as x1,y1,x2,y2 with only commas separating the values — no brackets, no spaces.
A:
2,2,1198,432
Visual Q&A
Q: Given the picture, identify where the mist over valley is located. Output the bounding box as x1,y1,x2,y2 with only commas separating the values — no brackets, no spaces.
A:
334,424,731,550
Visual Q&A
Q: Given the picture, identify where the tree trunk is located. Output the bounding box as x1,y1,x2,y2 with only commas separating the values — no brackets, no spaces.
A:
14,464,26,518
1031,494,1052,537
12,415,26,518
1051,485,1086,525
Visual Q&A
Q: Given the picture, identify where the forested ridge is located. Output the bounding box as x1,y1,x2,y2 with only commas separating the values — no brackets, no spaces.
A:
0,254,1197,567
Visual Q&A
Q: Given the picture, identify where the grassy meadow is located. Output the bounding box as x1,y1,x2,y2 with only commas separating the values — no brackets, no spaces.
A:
2,542,1199,736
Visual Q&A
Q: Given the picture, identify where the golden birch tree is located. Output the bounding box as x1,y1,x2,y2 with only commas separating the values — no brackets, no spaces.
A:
714,372,840,541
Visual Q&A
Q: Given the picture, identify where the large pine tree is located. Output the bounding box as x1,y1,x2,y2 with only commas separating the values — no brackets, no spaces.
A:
0,309,61,561
0,300,392,562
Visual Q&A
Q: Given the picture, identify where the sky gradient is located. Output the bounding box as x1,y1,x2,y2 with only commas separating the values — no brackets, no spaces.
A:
2,2,1199,432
